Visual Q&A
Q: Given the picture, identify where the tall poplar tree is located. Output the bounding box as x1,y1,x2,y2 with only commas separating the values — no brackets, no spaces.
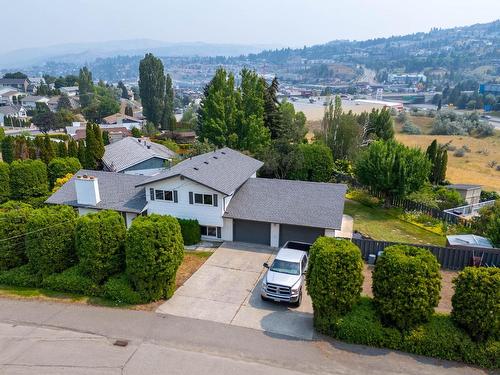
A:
139,53,165,126
78,67,94,109
161,74,176,131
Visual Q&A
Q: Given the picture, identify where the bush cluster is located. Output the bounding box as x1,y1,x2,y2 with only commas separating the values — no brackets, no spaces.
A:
452,267,500,342
75,210,127,283
330,297,499,369
372,245,441,331
0,162,10,203
177,218,201,245
0,264,41,288
9,159,48,200
103,274,143,305
47,157,81,188
25,205,77,278
0,202,33,271
43,266,101,296
307,237,364,331
126,215,184,301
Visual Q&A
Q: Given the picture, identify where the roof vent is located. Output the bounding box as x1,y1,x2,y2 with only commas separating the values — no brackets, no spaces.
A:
147,145,151,149
193,167,199,170
203,161,209,164
213,156,218,159
138,139,141,143
221,151,226,155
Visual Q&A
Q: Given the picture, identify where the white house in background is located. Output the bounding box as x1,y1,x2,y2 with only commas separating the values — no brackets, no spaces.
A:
46,148,349,246
0,105,28,126
20,95,50,109
445,184,482,205
0,88,21,105
60,86,79,97
102,137,177,175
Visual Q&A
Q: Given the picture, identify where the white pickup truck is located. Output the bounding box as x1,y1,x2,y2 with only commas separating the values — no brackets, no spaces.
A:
261,241,310,307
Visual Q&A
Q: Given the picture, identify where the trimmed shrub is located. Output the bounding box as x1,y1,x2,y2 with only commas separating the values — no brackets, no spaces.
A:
451,267,500,342
103,274,143,305
288,143,334,182
306,237,364,332
125,214,184,302
9,159,48,200
177,218,201,245
372,245,441,330
0,202,33,271
347,188,381,208
42,265,101,296
75,210,127,283
47,157,81,188
0,264,41,288
330,297,499,369
25,205,77,278
0,162,10,202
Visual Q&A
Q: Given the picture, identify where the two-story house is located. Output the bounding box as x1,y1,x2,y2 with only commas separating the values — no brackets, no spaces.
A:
46,147,349,247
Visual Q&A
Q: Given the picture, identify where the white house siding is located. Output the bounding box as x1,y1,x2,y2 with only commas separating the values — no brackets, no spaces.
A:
221,218,233,241
145,176,227,227
125,212,138,227
270,223,280,247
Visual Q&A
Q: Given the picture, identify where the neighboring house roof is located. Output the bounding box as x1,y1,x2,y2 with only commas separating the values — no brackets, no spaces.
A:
0,90,19,97
446,184,481,190
0,78,29,85
45,170,148,213
0,105,25,116
21,95,49,102
102,113,142,124
102,137,178,172
137,147,264,195
224,178,347,229
447,234,493,248
73,127,130,141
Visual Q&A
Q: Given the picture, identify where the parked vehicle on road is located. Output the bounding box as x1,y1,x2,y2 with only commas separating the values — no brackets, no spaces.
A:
261,241,310,307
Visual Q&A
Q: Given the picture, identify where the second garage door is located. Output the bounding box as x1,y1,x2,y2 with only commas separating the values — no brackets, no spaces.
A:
279,224,325,247
233,219,271,245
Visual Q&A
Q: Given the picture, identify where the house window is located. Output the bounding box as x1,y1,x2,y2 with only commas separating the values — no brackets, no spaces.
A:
200,225,221,238
194,193,213,205
154,189,174,202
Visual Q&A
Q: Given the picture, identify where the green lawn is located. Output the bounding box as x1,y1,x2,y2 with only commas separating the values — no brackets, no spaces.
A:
344,200,446,246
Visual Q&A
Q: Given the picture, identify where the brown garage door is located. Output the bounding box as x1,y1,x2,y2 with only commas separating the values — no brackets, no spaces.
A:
279,224,325,247
233,219,271,245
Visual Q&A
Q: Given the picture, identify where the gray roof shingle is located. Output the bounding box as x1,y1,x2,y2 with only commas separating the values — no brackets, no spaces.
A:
224,178,347,229
102,137,177,172
45,170,148,213
137,147,263,195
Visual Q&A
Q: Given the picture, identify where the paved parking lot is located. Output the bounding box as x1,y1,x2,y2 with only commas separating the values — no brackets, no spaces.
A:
156,242,314,340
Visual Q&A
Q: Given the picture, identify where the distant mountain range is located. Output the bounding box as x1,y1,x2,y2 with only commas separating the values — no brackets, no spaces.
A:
0,40,281,69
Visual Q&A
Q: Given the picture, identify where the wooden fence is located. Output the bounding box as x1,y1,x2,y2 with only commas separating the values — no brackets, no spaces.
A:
350,238,500,270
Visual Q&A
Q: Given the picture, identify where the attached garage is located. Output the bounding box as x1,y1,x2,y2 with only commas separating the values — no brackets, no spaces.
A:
279,224,325,247
233,219,271,246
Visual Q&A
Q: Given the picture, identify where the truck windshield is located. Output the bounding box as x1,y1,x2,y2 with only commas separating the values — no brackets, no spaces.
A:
270,259,300,275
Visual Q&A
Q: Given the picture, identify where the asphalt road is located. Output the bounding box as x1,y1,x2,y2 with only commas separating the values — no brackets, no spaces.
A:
0,298,487,375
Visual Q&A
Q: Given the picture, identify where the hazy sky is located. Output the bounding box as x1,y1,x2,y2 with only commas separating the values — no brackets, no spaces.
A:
3,0,499,52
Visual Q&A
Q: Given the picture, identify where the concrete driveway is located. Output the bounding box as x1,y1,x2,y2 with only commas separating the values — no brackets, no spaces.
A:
156,242,314,340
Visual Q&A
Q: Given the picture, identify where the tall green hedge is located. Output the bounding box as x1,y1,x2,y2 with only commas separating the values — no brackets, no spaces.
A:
177,218,201,245
372,245,441,330
47,157,82,188
0,162,10,202
0,202,33,271
452,267,500,342
75,210,127,283
126,214,184,302
306,237,364,331
25,205,77,278
9,159,48,200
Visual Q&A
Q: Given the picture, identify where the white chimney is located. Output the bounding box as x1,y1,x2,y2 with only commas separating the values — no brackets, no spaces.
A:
75,175,101,206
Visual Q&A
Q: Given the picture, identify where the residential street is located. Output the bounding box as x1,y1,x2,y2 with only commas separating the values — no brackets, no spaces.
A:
0,298,487,375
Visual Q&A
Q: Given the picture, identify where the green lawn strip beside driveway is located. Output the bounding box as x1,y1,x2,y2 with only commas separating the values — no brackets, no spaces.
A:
344,200,446,246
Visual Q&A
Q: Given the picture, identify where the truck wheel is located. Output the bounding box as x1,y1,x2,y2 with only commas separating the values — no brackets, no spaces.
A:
291,291,302,308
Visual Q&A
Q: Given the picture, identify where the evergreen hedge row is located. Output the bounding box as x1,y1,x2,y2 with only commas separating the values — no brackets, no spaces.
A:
9,159,48,200
306,237,364,331
177,218,201,245
0,202,33,271
0,162,10,202
126,214,184,302
372,245,441,330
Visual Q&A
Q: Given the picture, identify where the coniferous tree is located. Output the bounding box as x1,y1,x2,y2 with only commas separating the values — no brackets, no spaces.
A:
138,53,165,126
39,135,55,164
57,94,72,111
161,74,176,131
84,123,97,169
57,141,67,157
67,138,78,158
102,131,110,145
77,139,86,165
263,77,282,139
79,67,94,108
93,124,105,161
2,136,15,163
